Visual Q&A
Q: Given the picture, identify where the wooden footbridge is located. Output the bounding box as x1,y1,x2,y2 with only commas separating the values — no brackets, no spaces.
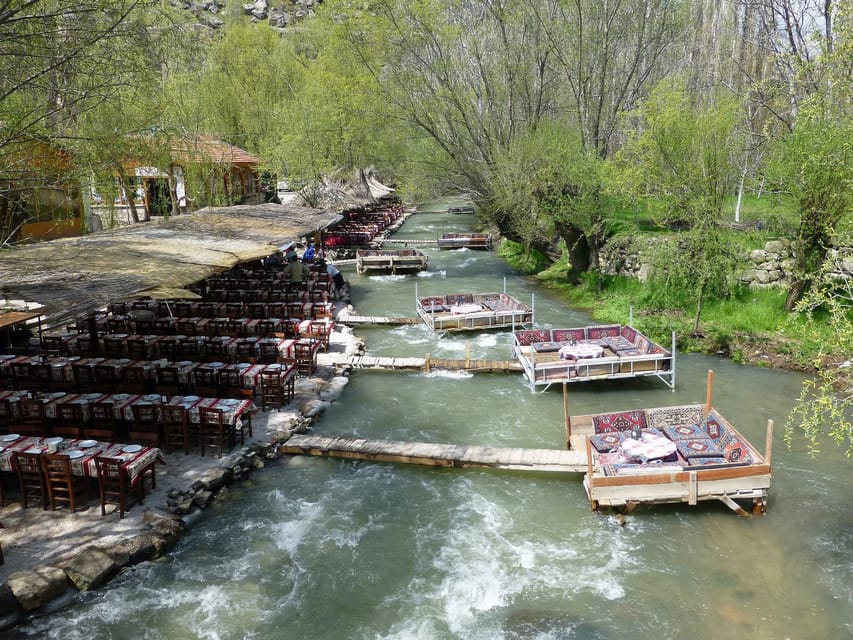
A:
318,352,522,373
281,434,588,473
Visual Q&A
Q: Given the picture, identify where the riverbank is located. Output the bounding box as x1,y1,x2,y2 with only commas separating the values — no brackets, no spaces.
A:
0,320,365,629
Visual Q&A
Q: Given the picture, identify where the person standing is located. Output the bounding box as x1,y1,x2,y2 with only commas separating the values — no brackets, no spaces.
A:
325,261,346,299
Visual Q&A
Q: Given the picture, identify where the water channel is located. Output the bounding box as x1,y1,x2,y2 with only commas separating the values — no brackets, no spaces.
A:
14,207,852,639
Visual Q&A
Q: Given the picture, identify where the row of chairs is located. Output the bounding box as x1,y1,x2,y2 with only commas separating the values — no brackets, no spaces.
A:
7,450,150,519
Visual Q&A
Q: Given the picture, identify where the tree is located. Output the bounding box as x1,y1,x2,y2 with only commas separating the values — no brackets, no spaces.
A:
619,79,744,332
785,245,853,458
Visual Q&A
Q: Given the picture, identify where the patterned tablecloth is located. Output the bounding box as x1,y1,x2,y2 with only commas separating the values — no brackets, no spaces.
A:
620,431,677,462
558,342,605,360
0,435,165,486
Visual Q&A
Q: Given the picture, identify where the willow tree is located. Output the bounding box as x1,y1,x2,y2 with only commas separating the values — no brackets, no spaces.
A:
620,80,745,333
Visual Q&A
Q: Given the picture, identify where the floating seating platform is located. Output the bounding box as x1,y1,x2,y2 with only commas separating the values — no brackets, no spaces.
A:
317,351,522,373
281,435,588,473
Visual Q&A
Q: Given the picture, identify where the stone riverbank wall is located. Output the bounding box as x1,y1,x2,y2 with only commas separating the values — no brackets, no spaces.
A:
598,237,853,289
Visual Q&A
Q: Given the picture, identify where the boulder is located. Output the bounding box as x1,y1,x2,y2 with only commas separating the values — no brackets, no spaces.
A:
64,547,118,592
0,583,21,629
6,566,67,611
114,534,159,565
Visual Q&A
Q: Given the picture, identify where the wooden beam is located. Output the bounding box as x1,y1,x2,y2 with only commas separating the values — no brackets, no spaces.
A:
764,419,774,465
563,382,572,449
718,494,749,516
585,437,595,511
705,369,714,413
424,352,430,374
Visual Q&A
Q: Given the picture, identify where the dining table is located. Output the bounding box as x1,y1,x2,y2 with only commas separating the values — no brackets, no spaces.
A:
0,433,165,487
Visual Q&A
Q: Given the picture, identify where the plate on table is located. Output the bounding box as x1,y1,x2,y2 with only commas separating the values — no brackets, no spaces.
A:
47,391,67,399
176,361,192,367
209,361,224,367
221,398,240,406
112,393,130,400
64,450,84,459
183,395,200,402
2,434,21,442
85,393,103,399
237,362,251,369
25,447,43,454
266,363,281,370
117,358,131,364
143,394,162,402
44,437,63,446
78,440,98,449
122,444,142,454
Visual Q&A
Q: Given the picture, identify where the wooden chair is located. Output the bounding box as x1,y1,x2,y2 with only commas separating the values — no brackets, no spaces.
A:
85,400,118,441
154,366,183,396
174,301,193,316
29,363,55,392
293,341,316,376
52,402,86,439
176,319,198,336
206,319,229,337
246,302,267,319
161,404,191,454
94,364,123,393
220,368,255,401
259,370,287,411
156,337,181,361
126,337,149,361
129,403,161,447
106,317,130,334
41,335,66,357
257,341,280,364
178,337,205,361
11,362,34,391
13,451,46,509
102,336,126,358
193,365,220,397
233,339,258,364
41,452,88,512
15,399,47,436
224,302,244,318
204,338,230,363
95,456,142,519
197,302,217,318
0,397,13,435
71,364,98,392
122,365,150,395
198,407,230,458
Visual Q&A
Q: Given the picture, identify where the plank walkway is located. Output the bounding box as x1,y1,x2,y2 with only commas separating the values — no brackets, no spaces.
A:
317,352,522,372
337,315,420,325
281,434,588,473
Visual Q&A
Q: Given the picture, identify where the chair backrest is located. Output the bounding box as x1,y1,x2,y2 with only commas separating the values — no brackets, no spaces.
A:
157,366,181,386
72,364,97,386
14,450,42,477
161,403,187,426
0,397,12,428
199,406,225,427
126,338,149,360
131,402,159,427
90,400,116,426
19,398,46,423
41,451,73,482
96,455,126,484
13,451,44,507
57,401,85,425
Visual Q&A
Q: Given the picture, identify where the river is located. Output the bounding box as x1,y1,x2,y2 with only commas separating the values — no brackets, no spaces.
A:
13,207,852,639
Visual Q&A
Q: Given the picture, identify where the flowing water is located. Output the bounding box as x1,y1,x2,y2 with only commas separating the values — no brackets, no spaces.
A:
13,208,852,639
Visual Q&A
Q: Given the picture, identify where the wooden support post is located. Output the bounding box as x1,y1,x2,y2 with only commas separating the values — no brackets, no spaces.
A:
465,344,470,368
563,382,572,449
704,369,715,413
719,494,749,516
585,437,596,511
424,353,430,374
764,419,774,465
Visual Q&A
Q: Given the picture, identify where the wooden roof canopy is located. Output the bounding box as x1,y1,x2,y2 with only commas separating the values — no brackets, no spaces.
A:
0,202,342,330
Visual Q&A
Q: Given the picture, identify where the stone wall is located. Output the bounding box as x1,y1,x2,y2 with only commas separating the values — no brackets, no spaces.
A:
598,236,853,289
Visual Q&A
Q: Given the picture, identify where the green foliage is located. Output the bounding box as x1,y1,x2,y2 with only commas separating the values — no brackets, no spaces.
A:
497,239,551,275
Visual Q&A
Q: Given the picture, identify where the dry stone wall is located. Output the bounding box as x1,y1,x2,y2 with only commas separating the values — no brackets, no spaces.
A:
598,236,853,289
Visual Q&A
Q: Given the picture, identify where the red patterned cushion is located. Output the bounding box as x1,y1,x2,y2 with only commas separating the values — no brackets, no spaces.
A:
552,328,586,342
587,325,620,339
592,410,648,434
620,326,638,343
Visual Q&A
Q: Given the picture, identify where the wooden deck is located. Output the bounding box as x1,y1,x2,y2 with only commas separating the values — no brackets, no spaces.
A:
317,352,522,372
281,434,588,473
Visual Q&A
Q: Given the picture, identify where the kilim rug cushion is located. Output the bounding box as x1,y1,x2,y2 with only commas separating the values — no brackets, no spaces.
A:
675,438,725,459
589,432,625,452
592,410,648,434
663,424,707,441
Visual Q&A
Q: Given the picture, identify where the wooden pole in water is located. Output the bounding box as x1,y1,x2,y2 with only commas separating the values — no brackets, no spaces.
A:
764,419,774,465
563,382,572,449
424,352,430,373
704,369,715,413
465,344,470,368
585,437,596,511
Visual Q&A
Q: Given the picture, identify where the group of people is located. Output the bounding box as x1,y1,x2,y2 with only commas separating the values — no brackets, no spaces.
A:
264,241,347,300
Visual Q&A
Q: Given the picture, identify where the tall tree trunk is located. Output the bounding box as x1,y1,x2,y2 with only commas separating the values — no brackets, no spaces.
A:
555,221,590,283
115,166,140,223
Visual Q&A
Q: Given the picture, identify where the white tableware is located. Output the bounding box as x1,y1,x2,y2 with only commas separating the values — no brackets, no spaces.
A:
267,363,281,370
177,361,192,367
25,447,43,454
44,437,63,445
2,434,21,442
143,394,161,401
118,358,131,364
64,450,84,459
184,395,200,402
78,440,98,449
221,399,240,406
238,362,251,369
122,444,142,453
113,393,130,399
86,393,103,399
209,362,224,367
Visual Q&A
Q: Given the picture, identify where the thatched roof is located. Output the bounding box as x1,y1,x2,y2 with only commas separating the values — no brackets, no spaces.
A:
0,202,341,329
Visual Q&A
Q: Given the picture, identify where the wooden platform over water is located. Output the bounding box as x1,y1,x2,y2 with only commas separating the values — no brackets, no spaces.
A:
318,352,522,372
281,434,588,473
